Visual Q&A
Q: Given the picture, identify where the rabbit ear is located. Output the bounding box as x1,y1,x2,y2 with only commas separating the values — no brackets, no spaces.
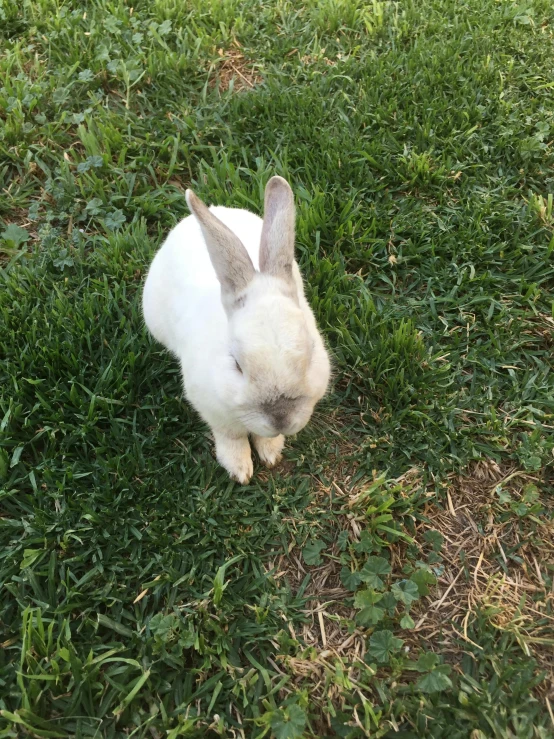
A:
186,189,255,303
259,176,295,284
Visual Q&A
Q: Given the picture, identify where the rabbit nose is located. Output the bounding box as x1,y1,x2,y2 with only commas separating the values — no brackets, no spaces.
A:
270,411,288,432
261,395,296,433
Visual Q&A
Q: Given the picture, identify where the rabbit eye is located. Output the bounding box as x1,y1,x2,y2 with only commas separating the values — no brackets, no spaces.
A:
234,359,243,374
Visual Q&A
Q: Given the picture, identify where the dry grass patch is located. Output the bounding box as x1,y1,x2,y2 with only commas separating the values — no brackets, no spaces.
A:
210,45,262,92
271,459,554,713
269,458,369,706
269,464,415,713
410,460,554,698
526,313,554,348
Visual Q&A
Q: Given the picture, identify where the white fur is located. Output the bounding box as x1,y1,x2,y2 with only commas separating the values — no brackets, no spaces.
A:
142,191,330,483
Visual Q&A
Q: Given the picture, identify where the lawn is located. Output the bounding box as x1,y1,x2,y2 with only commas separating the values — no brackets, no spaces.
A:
1,0,554,736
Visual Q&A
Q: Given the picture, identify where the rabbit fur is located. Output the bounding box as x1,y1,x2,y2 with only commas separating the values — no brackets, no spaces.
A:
142,176,330,483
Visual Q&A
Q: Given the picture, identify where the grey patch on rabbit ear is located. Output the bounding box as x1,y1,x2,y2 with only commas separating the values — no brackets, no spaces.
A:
259,176,296,285
186,189,255,299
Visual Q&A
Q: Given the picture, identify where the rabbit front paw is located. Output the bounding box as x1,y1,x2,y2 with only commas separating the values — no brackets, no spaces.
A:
214,432,253,484
253,434,285,468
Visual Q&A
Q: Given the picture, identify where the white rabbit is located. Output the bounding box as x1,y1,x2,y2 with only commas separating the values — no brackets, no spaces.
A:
142,176,330,483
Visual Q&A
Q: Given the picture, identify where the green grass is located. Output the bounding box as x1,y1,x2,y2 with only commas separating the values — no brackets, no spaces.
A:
1,0,554,736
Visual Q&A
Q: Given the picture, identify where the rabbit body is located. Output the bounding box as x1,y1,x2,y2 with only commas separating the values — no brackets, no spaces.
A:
143,178,330,483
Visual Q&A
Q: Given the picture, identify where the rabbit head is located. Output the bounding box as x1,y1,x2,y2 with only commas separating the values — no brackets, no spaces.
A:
185,176,330,438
